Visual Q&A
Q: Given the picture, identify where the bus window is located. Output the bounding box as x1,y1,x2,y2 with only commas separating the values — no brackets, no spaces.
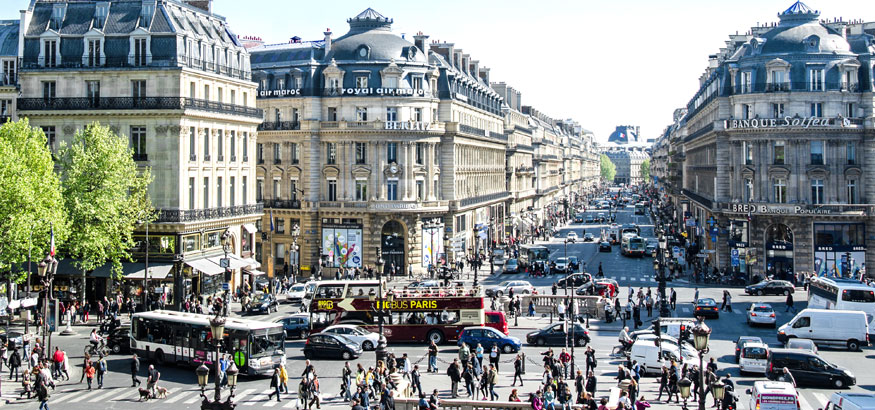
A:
347,285,378,298
842,289,875,303
250,329,284,358
315,285,344,299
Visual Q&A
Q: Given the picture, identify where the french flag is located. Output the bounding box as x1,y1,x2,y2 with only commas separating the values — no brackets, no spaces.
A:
50,224,55,256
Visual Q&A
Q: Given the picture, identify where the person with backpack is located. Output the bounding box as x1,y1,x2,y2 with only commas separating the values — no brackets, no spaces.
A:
307,374,321,409
96,354,107,388
8,348,21,382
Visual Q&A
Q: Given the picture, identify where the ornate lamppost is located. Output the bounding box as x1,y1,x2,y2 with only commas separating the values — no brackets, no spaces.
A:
678,377,692,410
36,251,58,354
374,247,388,366
691,318,712,410
197,312,238,410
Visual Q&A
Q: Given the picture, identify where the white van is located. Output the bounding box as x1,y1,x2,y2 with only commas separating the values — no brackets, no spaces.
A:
746,381,798,410
777,308,869,351
822,393,875,410
629,339,696,375
738,341,769,374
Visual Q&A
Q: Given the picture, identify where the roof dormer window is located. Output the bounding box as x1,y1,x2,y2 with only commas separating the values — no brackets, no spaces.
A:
140,2,155,28
356,46,370,60
51,4,66,31
94,2,109,29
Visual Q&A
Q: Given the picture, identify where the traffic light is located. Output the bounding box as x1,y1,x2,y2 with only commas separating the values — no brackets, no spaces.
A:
654,319,661,338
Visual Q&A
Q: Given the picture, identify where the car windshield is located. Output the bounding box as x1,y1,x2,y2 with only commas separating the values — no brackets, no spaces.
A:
290,285,306,292
698,299,716,306
250,328,284,358
498,281,510,286
256,293,271,302
557,258,568,263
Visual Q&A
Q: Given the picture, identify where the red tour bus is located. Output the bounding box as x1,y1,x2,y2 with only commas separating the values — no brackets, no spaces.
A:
309,280,487,344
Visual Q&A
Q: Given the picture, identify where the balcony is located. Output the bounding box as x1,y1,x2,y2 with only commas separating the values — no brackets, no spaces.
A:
17,97,263,119
133,153,148,162
21,56,251,81
263,199,301,209
257,121,300,131
458,191,509,207
189,154,197,161
155,203,263,223
730,81,867,95
458,124,486,137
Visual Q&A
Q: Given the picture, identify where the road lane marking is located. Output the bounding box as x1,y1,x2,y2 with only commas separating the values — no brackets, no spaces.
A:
799,392,816,410
89,388,124,402
241,388,275,405
68,388,104,403
45,388,81,403
165,390,194,403
811,392,828,409
680,307,691,313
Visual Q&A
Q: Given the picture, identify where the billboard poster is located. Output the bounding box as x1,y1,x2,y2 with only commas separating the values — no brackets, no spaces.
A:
421,226,445,268
322,227,363,268
814,249,865,278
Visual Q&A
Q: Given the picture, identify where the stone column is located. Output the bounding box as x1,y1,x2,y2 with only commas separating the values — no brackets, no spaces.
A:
400,141,410,200
408,142,416,199
378,142,387,200
426,142,435,201
370,141,379,201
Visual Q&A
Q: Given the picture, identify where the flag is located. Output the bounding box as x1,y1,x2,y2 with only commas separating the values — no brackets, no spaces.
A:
50,224,55,256
269,210,274,232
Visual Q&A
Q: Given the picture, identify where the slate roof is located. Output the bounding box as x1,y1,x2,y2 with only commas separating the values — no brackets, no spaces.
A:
0,20,19,56
104,1,139,34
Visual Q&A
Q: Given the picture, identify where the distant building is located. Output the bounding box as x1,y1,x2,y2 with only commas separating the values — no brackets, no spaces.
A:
607,125,640,145
603,146,650,185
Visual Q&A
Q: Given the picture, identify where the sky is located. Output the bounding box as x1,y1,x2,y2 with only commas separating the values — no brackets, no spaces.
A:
3,0,868,142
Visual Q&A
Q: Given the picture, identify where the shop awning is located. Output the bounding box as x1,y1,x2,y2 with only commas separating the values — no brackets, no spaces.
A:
185,258,224,276
124,263,174,280
224,254,250,270
241,257,261,268
242,223,258,233
245,269,266,276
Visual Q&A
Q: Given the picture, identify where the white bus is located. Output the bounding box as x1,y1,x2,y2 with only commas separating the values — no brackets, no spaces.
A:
131,310,286,376
808,277,875,329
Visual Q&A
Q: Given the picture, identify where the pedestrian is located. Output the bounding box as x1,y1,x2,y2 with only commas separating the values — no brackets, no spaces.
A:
635,396,651,410
51,347,63,380
447,358,461,398
785,292,796,313
59,350,70,381
459,342,470,369
656,367,670,401
267,367,282,402
489,343,500,372
462,363,476,398
36,371,50,410
585,371,597,396
299,378,312,409
512,354,524,386
130,353,141,387
9,347,21,382
427,341,438,373
341,362,353,401
96,354,107,388
693,287,699,304
146,364,160,396
84,361,95,390
488,364,499,401
410,365,422,397
529,300,536,317
645,295,653,317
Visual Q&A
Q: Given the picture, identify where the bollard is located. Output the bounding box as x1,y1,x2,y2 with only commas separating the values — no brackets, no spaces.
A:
521,352,526,374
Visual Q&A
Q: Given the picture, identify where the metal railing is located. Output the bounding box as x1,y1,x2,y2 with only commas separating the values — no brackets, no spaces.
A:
257,121,300,131
458,124,486,137
262,199,301,209
731,81,865,95
17,97,263,119
155,203,263,223
21,56,251,81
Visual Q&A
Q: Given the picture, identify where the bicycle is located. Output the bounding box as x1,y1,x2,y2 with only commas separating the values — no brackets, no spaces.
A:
84,342,110,358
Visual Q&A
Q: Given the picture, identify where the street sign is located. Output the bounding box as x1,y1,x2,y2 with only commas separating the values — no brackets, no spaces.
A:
222,283,230,291
731,249,740,267
672,246,682,259
219,258,230,268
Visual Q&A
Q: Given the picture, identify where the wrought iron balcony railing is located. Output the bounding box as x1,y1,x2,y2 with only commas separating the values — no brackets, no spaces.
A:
17,97,263,119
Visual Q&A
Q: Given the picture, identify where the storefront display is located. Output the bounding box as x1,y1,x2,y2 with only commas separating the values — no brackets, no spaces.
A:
814,223,866,278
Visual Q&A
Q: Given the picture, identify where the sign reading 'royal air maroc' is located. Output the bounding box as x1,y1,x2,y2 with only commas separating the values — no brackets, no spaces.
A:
725,116,852,130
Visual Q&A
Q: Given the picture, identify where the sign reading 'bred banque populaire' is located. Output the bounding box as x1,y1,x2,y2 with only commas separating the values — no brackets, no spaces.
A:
725,116,852,130
725,203,832,215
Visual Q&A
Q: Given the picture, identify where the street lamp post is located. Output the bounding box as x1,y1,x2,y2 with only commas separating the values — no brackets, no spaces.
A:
691,318,712,410
197,312,238,410
220,230,232,316
678,377,692,410
36,252,57,354
374,247,387,366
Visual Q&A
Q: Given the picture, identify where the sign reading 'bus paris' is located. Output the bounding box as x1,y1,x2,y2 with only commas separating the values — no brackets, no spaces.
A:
314,297,482,311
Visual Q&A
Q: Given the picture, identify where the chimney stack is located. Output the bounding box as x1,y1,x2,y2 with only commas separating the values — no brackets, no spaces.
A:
413,31,429,58
324,28,332,53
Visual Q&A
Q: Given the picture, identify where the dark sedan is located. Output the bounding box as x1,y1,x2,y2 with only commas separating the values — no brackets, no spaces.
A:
303,333,362,360
107,327,131,354
526,323,590,347
599,241,612,252
745,280,795,296
247,292,279,314
694,298,720,318
276,314,310,339
557,273,592,288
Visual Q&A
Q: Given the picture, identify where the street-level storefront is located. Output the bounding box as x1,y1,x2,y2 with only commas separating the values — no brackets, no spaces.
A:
378,220,405,276
813,222,866,278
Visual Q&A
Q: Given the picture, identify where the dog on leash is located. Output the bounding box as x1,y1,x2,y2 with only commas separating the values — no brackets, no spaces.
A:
138,388,153,401
155,386,169,399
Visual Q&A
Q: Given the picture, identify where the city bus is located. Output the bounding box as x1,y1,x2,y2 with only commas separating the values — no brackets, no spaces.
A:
308,280,486,344
621,235,647,257
130,310,286,376
808,277,875,328
621,224,641,237
519,244,550,269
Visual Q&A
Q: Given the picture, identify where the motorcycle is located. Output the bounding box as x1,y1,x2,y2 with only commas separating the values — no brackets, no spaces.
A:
98,317,121,336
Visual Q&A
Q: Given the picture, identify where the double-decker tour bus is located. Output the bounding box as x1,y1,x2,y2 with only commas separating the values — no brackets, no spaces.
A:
519,244,550,270
130,310,286,376
309,280,486,344
808,277,875,328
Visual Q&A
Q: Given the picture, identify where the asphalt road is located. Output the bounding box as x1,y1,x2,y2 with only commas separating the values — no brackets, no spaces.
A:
2,206,872,409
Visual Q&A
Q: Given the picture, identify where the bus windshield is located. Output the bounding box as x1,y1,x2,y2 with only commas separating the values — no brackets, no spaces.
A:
250,328,285,358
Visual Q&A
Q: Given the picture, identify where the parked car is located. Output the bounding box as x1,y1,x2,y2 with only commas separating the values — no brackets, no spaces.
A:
767,348,855,388
107,327,131,354
303,333,362,360
583,233,595,242
599,241,612,252
784,338,818,354
735,336,764,363
276,314,310,339
694,298,719,318
247,292,279,314
745,280,795,296
747,303,777,327
567,256,580,270
321,324,385,351
284,283,308,304
503,259,520,274
558,273,593,289
457,326,521,354
526,322,590,347
566,232,578,243
552,257,570,274
486,280,534,297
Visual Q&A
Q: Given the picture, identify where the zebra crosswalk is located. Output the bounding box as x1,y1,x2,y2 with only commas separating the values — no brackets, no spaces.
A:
502,273,659,284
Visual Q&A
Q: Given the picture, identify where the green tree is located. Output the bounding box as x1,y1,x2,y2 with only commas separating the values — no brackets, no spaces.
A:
0,119,67,288
640,159,651,182
58,123,153,287
600,154,616,182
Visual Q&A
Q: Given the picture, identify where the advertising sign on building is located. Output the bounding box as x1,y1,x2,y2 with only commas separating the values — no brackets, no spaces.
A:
421,226,445,268
322,222,364,268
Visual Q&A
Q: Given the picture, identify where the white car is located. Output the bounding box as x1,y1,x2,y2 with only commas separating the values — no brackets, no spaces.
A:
321,325,385,351
566,232,579,243
747,303,777,327
487,280,534,297
284,283,308,304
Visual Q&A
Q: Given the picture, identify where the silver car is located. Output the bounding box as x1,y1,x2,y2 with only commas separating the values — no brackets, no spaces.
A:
747,303,777,327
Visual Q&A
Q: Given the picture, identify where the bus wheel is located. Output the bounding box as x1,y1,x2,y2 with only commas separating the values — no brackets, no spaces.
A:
154,349,165,366
427,330,445,345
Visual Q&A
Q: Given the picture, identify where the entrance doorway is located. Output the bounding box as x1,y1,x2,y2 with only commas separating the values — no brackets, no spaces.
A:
765,224,794,281
381,220,406,276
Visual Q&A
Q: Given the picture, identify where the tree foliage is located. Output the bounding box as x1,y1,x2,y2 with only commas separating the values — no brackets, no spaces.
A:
57,123,153,280
600,154,616,182
0,119,67,282
640,159,651,182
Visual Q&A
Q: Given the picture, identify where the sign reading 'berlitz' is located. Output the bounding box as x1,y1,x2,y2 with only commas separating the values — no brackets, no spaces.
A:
725,116,852,130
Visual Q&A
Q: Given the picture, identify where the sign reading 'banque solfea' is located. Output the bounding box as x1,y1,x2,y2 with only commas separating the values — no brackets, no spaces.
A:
725,116,852,130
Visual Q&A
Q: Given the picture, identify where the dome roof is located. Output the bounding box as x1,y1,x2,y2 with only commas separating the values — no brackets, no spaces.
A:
324,9,427,63
757,1,851,55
